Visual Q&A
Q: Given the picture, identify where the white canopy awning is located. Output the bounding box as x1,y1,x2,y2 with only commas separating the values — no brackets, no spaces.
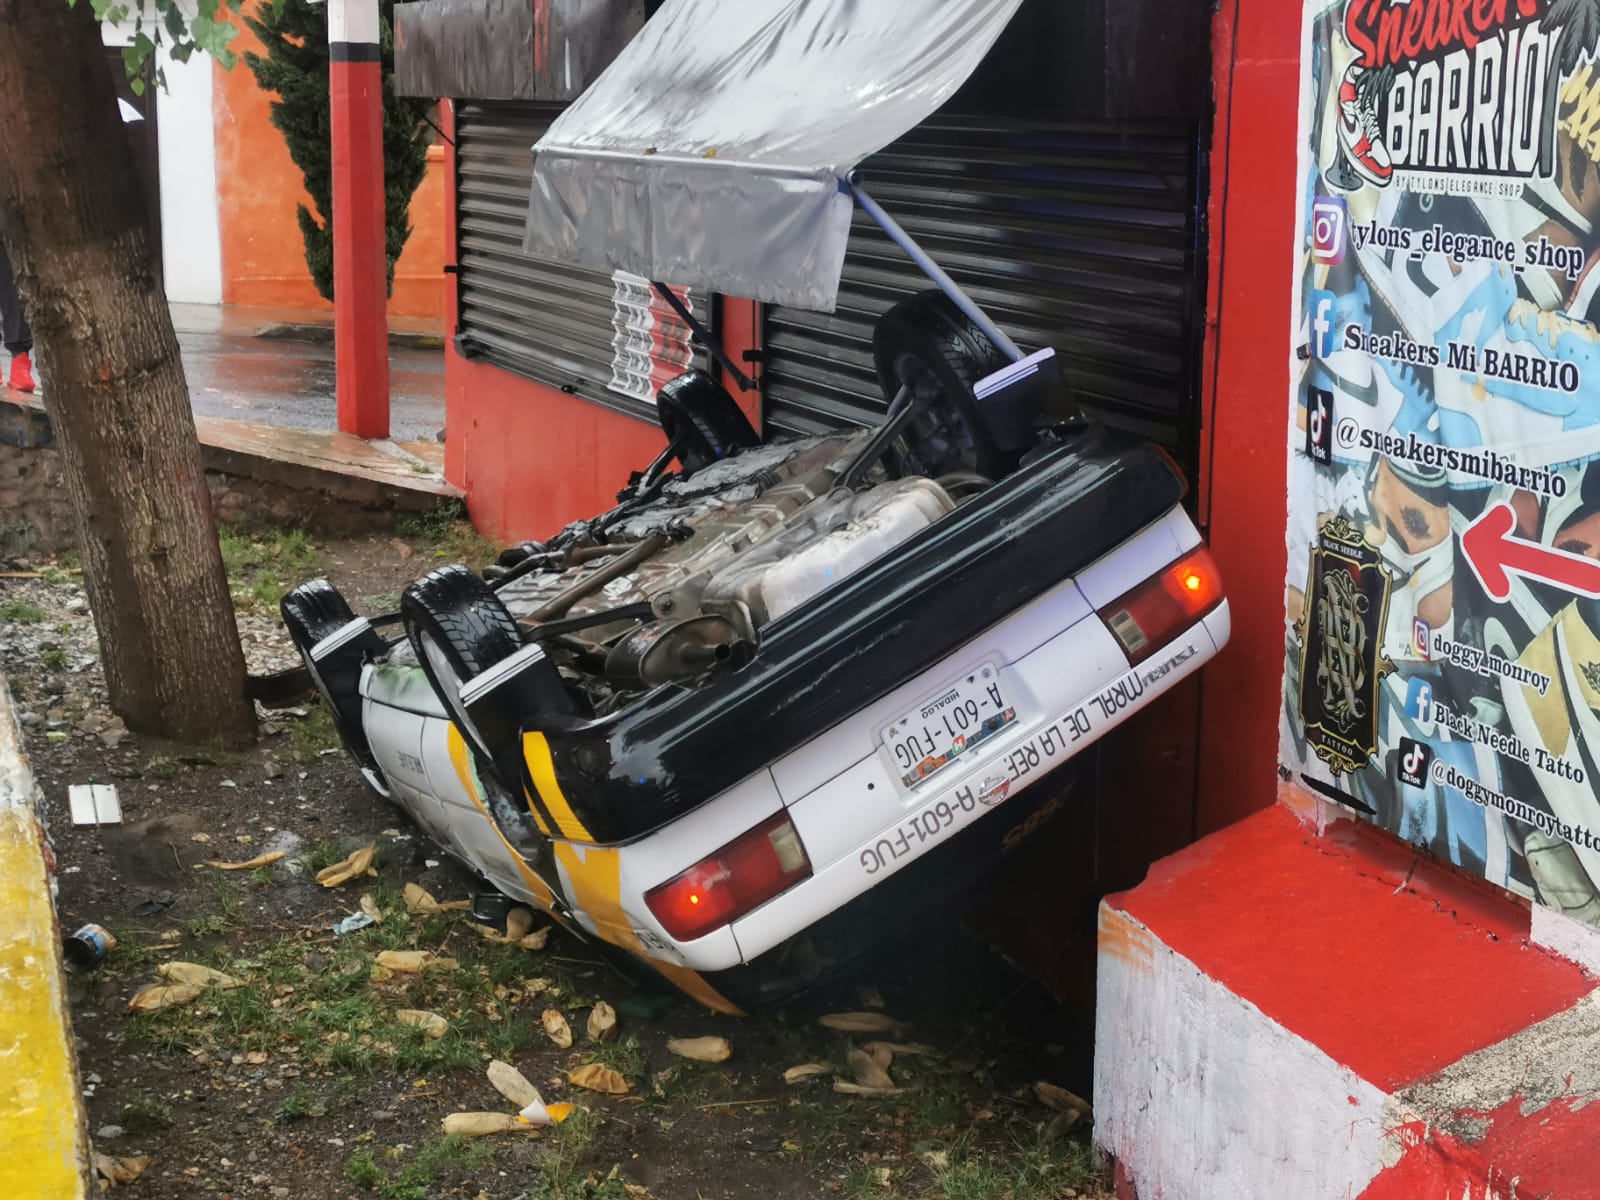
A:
522,0,1025,313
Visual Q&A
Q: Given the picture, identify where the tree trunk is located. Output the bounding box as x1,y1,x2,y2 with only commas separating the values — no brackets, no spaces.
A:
0,0,256,746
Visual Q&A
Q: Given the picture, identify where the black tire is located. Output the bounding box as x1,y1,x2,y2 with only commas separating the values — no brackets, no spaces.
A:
401,565,524,768
656,369,760,474
281,579,382,777
871,290,1013,479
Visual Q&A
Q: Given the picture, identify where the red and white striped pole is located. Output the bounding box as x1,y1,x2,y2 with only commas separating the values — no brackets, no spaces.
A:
328,0,390,439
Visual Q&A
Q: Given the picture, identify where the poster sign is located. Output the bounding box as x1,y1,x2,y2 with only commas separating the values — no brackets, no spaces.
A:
1285,0,1600,928
609,272,695,405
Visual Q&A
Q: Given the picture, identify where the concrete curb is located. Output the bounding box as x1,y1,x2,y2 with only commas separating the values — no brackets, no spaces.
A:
1094,802,1600,1199
0,674,90,1198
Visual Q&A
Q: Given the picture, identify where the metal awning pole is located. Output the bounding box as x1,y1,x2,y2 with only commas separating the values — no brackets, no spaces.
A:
848,178,1023,363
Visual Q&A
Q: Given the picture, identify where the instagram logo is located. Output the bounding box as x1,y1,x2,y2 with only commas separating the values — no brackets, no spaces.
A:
1312,197,1347,266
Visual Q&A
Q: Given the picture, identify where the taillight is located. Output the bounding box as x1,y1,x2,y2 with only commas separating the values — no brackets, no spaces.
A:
644,813,811,942
1098,547,1223,664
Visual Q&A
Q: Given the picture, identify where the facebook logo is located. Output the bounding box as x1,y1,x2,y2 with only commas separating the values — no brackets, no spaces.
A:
1310,290,1339,358
1397,737,1434,789
1404,677,1433,723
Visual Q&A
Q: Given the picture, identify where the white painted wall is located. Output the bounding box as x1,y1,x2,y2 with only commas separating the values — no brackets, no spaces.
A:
101,11,224,306
153,49,223,304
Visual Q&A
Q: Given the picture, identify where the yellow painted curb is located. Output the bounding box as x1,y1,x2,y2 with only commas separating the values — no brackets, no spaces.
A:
0,676,90,1198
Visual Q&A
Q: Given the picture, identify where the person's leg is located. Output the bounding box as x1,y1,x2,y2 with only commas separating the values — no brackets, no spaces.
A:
0,248,36,392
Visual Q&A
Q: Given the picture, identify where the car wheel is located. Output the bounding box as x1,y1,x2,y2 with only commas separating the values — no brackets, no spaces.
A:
281,579,384,781
872,290,1012,479
656,368,760,474
401,565,524,769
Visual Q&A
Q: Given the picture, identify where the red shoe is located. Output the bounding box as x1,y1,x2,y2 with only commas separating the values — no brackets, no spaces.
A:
8,351,34,393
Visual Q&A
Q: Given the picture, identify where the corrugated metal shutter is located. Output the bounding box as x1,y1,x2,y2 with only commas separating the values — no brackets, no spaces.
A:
761,117,1205,473
454,101,706,415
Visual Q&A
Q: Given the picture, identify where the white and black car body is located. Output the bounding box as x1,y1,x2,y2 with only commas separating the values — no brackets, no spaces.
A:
285,313,1229,1011
288,0,1231,1012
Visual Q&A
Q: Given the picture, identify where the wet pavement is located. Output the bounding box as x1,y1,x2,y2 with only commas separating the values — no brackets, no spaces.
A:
1,304,447,445
174,304,446,444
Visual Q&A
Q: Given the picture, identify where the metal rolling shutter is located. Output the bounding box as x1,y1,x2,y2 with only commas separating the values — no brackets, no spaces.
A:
454,101,706,416
761,117,1205,474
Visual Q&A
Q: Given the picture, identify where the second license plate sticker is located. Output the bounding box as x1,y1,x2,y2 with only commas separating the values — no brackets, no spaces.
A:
881,664,1017,789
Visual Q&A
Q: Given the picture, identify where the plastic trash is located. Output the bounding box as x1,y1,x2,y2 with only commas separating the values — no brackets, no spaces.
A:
332,912,378,935
63,923,117,971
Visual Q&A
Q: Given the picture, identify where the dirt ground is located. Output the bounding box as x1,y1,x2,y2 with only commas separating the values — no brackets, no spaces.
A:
2,518,1111,1200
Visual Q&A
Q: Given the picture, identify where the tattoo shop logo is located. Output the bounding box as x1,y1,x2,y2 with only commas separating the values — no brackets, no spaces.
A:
1296,515,1396,775
1334,0,1598,193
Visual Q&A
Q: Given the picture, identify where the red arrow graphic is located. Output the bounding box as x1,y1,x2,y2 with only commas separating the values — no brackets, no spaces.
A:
1462,503,1600,602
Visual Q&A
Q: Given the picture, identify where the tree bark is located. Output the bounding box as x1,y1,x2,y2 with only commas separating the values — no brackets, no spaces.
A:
0,0,256,745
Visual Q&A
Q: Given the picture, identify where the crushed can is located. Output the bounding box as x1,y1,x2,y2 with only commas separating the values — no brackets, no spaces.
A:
63,923,117,971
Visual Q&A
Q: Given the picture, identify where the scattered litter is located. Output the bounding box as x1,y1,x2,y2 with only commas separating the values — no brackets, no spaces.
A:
519,1099,575,1127
63,923,117,971
396,1009,449,1039
159,961,243,990
68,783,121,827
359,893,383,923
506,907,535,942
220,779,237,789
315,843,377,888
587,1001,618,1043
568,1063,630,1095
131,892,175,918
666,1036,732,1064
128,982,203,1012
404,882,472,914
783,1063,831,1085
190,833,211,844
1033,1081,1091,1117
541,1009,573,1049
862,1040,937,1058
96,1125,124,1141
374,949,454,974
425,858,441,868
92,1152,150,1188
832,1079,904,1097
818,1011,905,1034
205,850,286,872
332,912,378,936
487,1060,542,1109
440,1112,528,1137
847,1046,895,1090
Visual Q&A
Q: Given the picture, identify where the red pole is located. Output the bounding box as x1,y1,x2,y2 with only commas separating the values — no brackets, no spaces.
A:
328,0,389,439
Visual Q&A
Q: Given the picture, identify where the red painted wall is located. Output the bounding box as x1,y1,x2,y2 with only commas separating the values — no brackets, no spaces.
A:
441,101,669,540
1192,0,1299,835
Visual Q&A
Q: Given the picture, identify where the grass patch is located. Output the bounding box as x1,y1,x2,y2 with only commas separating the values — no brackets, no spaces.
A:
146,755,179,780
285,701,341,760
272,1085,327,1123
299,837,349,875
395,499,500,565
217,522,326,612
931,1132,1105,1200
579,1034,646,1082
1,599,45,623
346,1135,493,1200
41,647,68,670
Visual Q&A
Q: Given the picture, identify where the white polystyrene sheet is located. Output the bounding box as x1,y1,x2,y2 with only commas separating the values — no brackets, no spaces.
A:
523,0,1025,312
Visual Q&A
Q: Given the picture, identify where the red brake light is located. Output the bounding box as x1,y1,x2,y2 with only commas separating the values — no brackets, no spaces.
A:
644,813,811,942
1099,547,1223,663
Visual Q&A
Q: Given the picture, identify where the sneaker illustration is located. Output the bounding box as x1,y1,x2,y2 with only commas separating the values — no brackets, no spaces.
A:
1337,65,1394,188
